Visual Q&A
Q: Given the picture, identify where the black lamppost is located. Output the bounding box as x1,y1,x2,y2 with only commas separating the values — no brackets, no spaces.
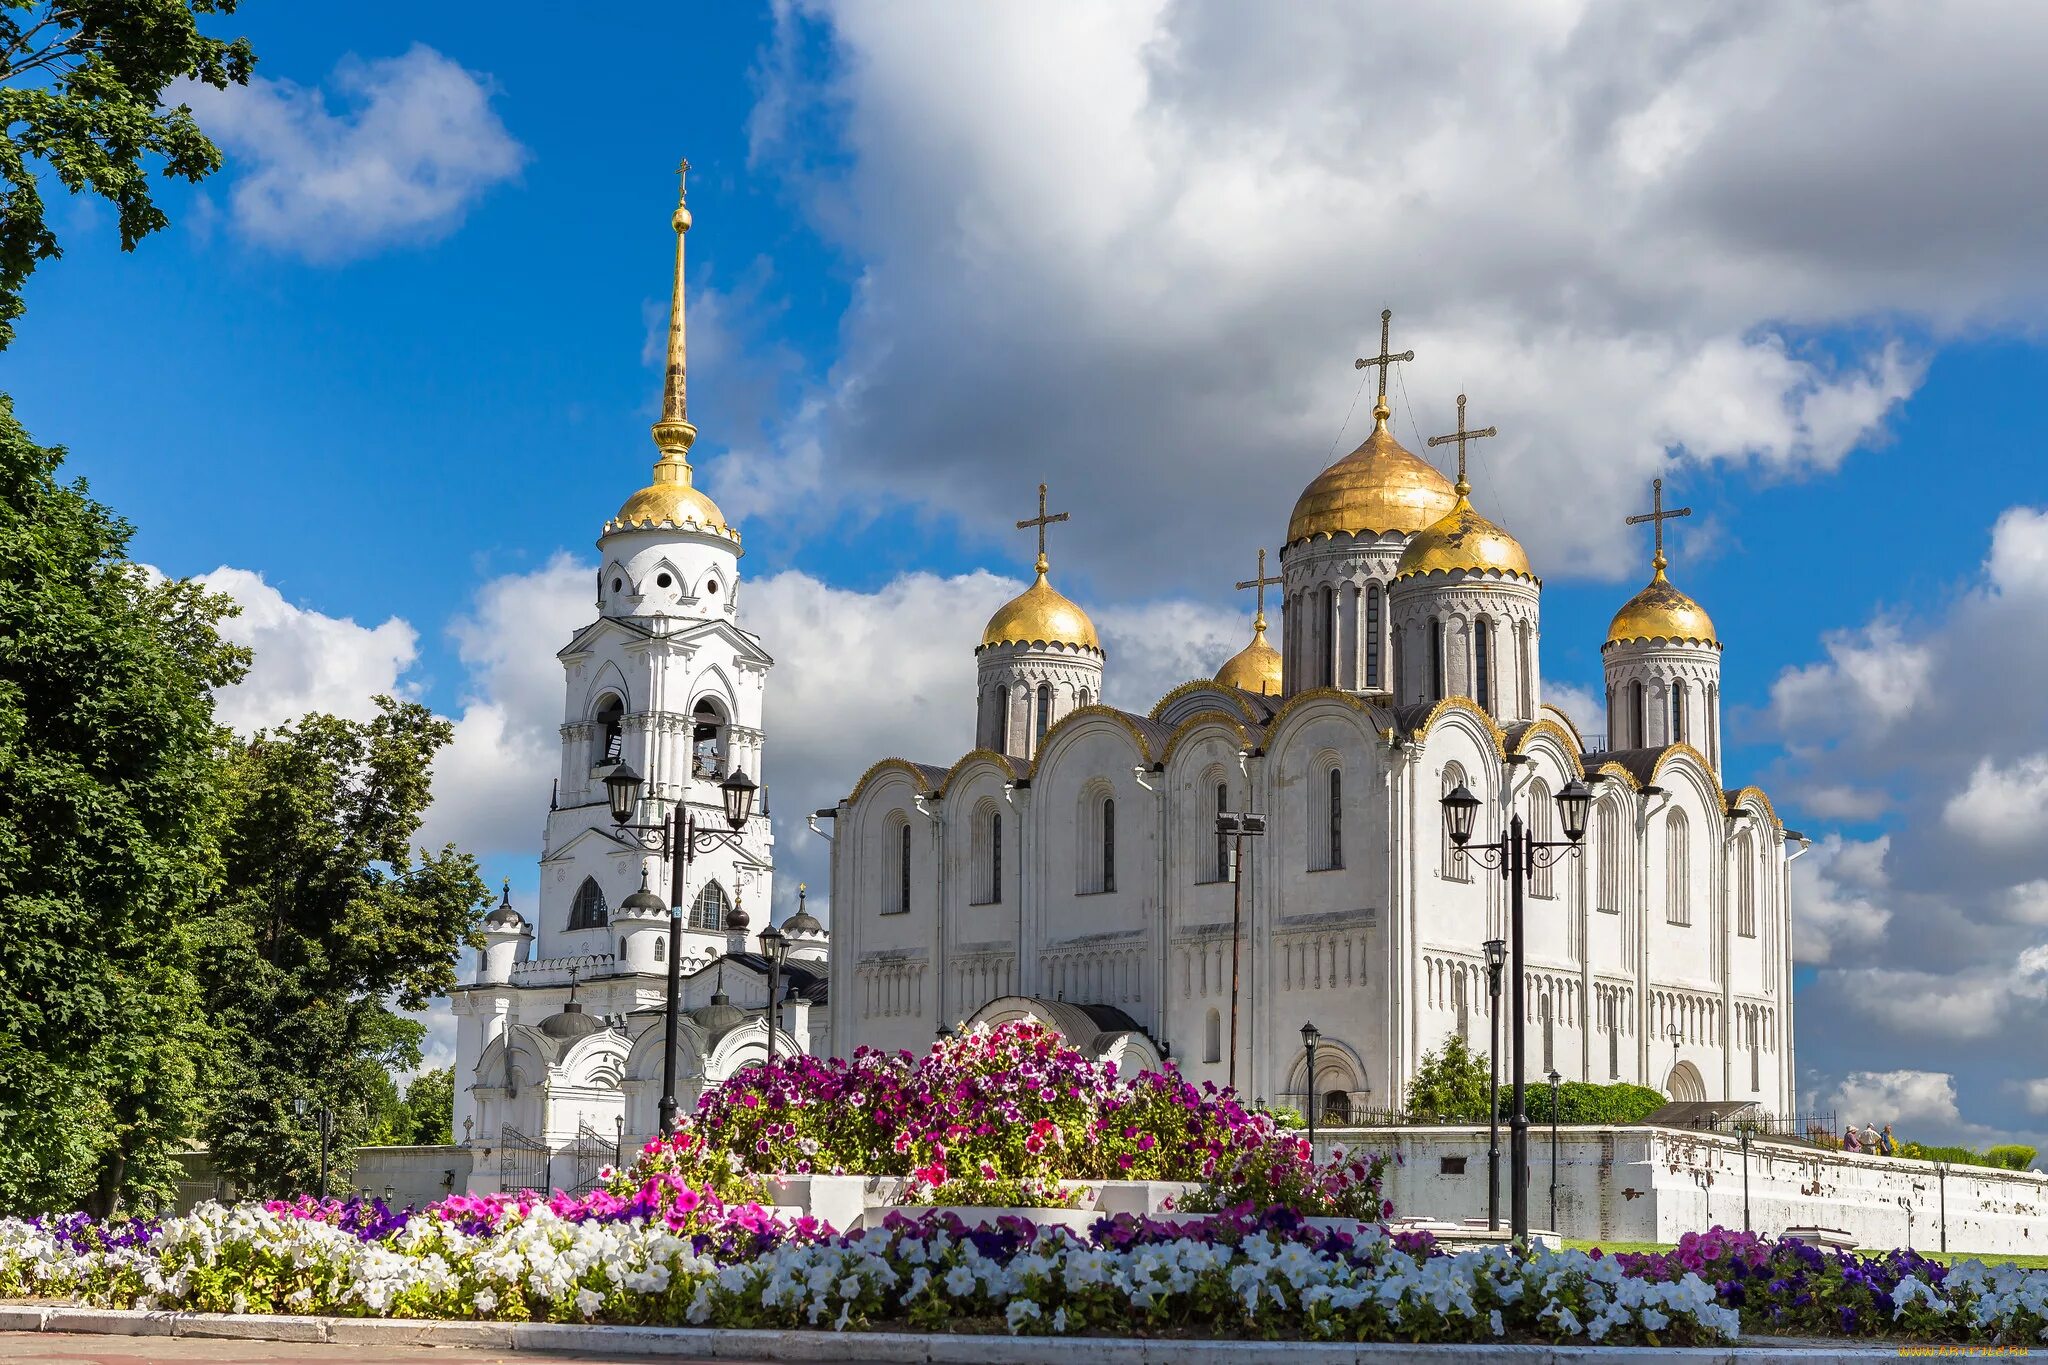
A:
293,1098,333,1199
1442,776,1592,1243
759,924,789,1068
1215,803,1268,1091
1546,1067,1563,1234
604,761,758,1137
1301,1021,1322,1154
1482,936,1507,1231
1739,1120,1754,1233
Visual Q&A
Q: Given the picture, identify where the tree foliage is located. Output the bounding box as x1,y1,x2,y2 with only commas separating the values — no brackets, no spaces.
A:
197,700,487,1195
0,0,254,347
0,395,246,1216
1523,1080,1667,1126
1406,1036,1491,1121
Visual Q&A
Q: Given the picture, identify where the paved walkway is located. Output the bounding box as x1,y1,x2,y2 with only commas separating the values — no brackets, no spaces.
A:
0,1338,797,1364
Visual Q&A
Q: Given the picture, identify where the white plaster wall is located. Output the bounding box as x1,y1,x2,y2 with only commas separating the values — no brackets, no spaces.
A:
1278,532,1405,695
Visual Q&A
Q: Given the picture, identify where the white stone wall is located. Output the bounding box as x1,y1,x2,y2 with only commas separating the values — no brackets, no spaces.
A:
975,641,1105,759
1279,533,1405,695
1389,574,1543,725
1357,1125,2048,1257
1602,638,1723,765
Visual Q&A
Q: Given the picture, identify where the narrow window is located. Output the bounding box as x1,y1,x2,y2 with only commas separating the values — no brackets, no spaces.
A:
1078,687,1090,709
1474,619,1492,713
1036,683,1053,743
1529,781,1554,898
1518,620,1533,716
591,696,625,773
619,936,627,960
1204,1007,1222,1064
691,698,728,778
1430,618,1446,702
1608,994,1621,1079
1737,837,1756,937
654,935,665,963
993,684,1009,749
1454,971,1470,1042
1631,681,1647,748
1542,995,1555,1072
690,881,730,931
1365,584,1382,688
569,877,609,930
1707,684,1719,766
1596,804,1620,911
1326,768,1344,869
1320,586,1336,686
900,823,913,915
1215,782,1230,882
1671,682,1686,744
1102,797,1117,893
990,808,1003,904
1667,810,1691,926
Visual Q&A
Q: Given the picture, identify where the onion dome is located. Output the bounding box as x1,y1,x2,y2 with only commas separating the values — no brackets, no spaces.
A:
785,881,824,936
605,165,738,542
981,563,1100,651
1394,474,1533,582
1215,615,1283,696
724,899,749,932
1287,398,1459,546
484,879,526,930
539,999,607,1041
1607,565,1717,647
690,989,746,1040
617,868,667,917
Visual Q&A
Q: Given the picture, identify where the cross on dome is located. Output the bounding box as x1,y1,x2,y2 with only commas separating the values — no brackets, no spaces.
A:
1625,477,1692,577
1235,546,1281,632
1353,308,1415,412
1016,482,1071,575
1426,393,1498,494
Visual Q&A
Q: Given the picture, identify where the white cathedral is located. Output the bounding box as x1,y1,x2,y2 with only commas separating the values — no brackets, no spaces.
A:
825,324,1799,1123
451,174,828,1183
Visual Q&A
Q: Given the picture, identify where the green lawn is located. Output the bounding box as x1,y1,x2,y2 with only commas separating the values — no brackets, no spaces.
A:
1562,1239,2048,1270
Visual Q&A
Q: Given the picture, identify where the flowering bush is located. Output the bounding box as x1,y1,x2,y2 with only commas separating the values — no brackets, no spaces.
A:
669,1022,1304,1206
1608,1226,2048,1344
1176,1137,1391,1221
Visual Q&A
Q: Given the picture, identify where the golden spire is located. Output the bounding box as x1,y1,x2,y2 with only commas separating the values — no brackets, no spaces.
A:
651,158,697,467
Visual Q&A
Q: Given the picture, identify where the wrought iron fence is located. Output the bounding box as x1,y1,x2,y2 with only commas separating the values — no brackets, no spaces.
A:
497,1125,549,1193
566,1121,614,1194
1703,1110,1839,1146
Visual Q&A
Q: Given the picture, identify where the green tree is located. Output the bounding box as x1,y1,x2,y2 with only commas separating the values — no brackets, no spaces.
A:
0,397,247,1216
397,1067,454,1146
1,0,254,347
198,699,487,1196
1405,1035,1491,1121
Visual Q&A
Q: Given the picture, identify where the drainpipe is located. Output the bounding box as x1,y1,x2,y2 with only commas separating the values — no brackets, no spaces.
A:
1636,785,1670,1085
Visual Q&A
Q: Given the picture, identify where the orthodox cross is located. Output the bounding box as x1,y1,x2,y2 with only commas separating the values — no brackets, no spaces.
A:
1626,477,1691,573
1353,308,1415,405
1016,482,1070,574
1426,393,1498,487
676,156,690,195
1235,547,1282,628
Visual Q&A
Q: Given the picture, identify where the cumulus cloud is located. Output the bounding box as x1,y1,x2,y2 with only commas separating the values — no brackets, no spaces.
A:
2012,1078,2048,1117
1542,682,1605,742
183,44,524,260
1826,1070,1961,1129
196,567,418,732
1788,835,1892,966
710,1,2048,586
1942,754,2048,852
1768,623,1933,747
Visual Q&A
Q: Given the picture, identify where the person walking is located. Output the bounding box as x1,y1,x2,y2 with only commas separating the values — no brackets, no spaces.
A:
1862,1121,1881,1153
1880,1124,1896,1156
1844,1123,1862,1154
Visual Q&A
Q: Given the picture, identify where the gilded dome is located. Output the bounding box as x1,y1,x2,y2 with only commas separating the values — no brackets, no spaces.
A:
1287,400,1459,546
1215,618,1283,696
609,454,735,539
1606,567,1717,647
1394,481,1533,582
980,567,1101,651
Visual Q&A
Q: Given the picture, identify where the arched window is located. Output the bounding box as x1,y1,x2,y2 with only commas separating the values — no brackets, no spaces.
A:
1320,586,1336,686
1204,1007,1222,1064
1631,681,1647,748
1213,782,1230,883
1529,780,1554,898
1518,620,1534,716
1541,993,1555,1071
591,695,624,773
1596,802,1621,912
971,802,1003,906
1474,618,1492,713
691,698,727,778
1429,618,1446,701
568,877,608,930
1671,682,1687,745
1667,810,1691,925
1736,833,1756,937
1077,687,1091,709
1440,766,1471,881
1328,767,1344,869
1311,764,1343,871
1453,969,1470,1041
1035,683,1053,743
619,936,627,960
899,821,913,915
1102,796,1117,893
1606,991,1621,1079
1750,1012,1762,1092
654,935,666,963
1322,1090,1353,1125
992,684,1009,750
1365,584,1382,689
1707,684,1720,767
690,880,730,931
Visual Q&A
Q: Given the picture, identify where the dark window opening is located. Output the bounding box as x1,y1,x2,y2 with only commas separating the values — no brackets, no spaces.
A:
568,877,608,930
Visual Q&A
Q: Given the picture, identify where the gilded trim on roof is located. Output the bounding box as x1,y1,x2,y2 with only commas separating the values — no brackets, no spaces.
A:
1159,711,1254,767
940,747,1027,793
1149,678,1266,724
847,757,942,807
1028,704,1163,780
1724,784,1781,828
1404,695,1510,758
1510,718,1587,776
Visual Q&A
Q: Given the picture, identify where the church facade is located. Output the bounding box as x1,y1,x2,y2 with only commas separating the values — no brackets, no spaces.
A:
826,328,1797,1122
451,173,828,1182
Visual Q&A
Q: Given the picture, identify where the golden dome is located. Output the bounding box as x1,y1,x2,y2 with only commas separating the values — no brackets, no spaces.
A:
980,566,1101,651
1286,400,1459,546
1607,566,1717,647
1215,616,1282,695
1394,479,1533,582
609,452,735,538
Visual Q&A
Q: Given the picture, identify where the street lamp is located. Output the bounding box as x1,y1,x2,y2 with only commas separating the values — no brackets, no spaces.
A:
759,924,790,1068
1668,1022,1683,1085
292,1097,334,1199
1739,1120,1754,1233
605,762,760,1136
1546,1067,1563,1235
1441,775,1591,1243
1215,804,1268,1091
1301,1021,1322,1154
1482,936,1507,1232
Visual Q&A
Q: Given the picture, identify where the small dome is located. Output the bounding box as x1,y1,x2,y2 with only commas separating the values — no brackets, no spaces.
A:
1395,482,1533,582
786,906,825,935
1214,619,1283,696
690,990,747,1040
618,869,666,917
1607,568,1717,647
1287,401,1459,546
725,902,749,932
484,881,526,931
980,568,1100,651
607,456,734,539
539,1000,607,1041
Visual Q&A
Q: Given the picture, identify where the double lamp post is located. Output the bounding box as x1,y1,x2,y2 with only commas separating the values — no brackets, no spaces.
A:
1440,774,1592,1243
603,759,785,1139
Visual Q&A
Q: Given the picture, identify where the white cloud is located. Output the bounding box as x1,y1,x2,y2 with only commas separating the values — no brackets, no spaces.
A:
1768,622,1933,744
196,566,417,732
1542,682,1604,741
2012,1078,2048,1117
1986,506,2048,597
1942,754,2048,852
183,44,524,260
1788,834,1892,965
1826,1070,1960,1129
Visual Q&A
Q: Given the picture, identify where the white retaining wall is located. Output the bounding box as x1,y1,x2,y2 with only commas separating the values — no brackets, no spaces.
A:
1340,1124,2046,1256
171,1147,475,1212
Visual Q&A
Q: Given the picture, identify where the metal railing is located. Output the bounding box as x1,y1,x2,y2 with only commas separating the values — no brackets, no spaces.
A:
1696,1110,1839,1146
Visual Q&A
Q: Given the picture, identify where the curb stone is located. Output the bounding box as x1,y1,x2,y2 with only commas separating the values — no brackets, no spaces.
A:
0,1307,1939,1360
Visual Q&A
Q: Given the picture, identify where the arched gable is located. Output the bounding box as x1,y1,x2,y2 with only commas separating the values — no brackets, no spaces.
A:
688,665,738,716
1724,785,1780,830
583,660,634,717
623,1017,707,1084
1404,696,1509,757
559,1030,631,1089
846,757,945,808
940,748,1028,793
1030,704,1161,778
1150,680,1266,727
1510,718,1587,779
1159,712,1253,769
1264,691,1389,767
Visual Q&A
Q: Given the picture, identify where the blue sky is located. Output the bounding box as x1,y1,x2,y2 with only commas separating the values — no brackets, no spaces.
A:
8,1,2048,1148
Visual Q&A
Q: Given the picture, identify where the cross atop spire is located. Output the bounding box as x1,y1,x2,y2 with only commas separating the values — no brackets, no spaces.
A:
1353,308,1415,417
1426,393,1498,494
652,157,697,460
1626,477,1692,578
1016,482,1071,576
1235,547,1282,632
